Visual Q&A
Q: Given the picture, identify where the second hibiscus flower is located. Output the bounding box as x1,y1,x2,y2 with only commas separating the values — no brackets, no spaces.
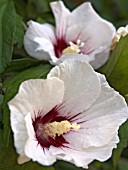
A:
24,1,116,69
8,59,128,168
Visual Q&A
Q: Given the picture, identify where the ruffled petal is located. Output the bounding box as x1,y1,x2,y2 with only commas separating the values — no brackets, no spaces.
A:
8,78,64,154
66,2,116,48
48,59,101,114
50,1,70,39
65,2,116,68
50,135,118,168
24,21,56,60
64,74,128,148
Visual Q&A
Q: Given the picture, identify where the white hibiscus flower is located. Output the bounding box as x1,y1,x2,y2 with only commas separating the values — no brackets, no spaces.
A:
24,1,116,69
8,58,128,168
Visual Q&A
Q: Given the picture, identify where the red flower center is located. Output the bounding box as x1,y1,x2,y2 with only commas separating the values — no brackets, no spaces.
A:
32,105,69,150
54,38,68,58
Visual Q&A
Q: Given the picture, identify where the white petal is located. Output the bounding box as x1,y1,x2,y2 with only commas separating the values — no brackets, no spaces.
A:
126,25,128,32
34,37,55,58
25,113,35,139
9,78,64,117
56,53,91,65
90,49,110,69
24,21,56,60
85,73,128,122
8,78,64,154
25,139,56,166
10,112,28,154
49,55,59,65
50,1,70,39
64,74,128,148
24,113,56,165
50,135,118,168
48,59,101,115
66,2,116,67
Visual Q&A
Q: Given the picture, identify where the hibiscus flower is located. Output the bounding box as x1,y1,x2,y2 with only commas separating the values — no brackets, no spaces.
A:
24,1,116,69
8,58,128,168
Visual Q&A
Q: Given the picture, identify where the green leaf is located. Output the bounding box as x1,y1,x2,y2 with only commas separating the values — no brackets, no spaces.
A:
0,0,16,73
118,158,128,170
115,0,128,17
37,13,54,25
14,0,27,19
112,121,128,168
63,0,85,10
0,95,3,106
99,35,128,102
14,15,24,49
2,58,43,77
0,136,55,170
54,161,83,170
0,85,4,145
91,160,113,170
0,129,3,147
112,148,123,169
2,64,52,146
0,94,4,122
33,0,51,13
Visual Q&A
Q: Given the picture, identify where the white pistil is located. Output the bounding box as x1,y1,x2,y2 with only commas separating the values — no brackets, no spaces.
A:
62,39,85,55
44,120,80,138
77,39,81,45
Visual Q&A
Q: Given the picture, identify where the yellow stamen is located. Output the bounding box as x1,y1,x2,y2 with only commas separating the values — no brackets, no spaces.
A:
62,40,84,55
111,34,120,50
44,120,80,138
62,43,80,55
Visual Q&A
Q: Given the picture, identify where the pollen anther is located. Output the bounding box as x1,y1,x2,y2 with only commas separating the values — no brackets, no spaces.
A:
62,39,84,55
111,25,128,50
44,120,80,138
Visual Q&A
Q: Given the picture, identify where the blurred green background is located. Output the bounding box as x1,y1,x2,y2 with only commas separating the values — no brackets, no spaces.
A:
1,0,128,170
14,0,128,26
14,0,128,170
10,0,128,169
